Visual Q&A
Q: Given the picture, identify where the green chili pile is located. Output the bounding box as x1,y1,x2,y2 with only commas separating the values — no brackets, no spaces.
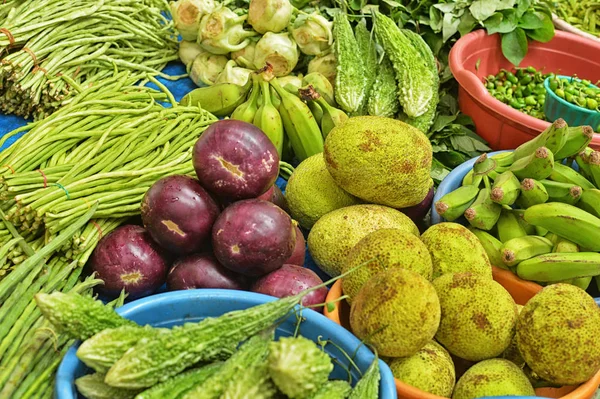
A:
548,76,600,111
551,0,600,37
485,66,554,120
0,0,180,120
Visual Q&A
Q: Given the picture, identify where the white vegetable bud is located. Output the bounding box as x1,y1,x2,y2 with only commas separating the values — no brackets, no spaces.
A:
290,13,333,56
231,38,258,69
178,41,205,68
189,52,228,86
198,7,258,55
308,52,337,86
254,32,299,77
215,60,253,86
248,0,292,34
170,0,216,42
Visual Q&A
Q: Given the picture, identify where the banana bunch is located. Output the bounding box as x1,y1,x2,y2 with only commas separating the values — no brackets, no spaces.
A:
180,67,349,164
435,118,600,290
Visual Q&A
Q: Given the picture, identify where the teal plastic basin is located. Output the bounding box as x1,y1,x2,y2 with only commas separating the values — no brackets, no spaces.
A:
544,75,600,132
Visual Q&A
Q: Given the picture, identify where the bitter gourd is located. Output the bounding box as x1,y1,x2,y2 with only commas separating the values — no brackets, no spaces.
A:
134,363,223,399
35,292,137,341
268,336,333,398
402,29,439,133
182,330,273,399
333,11,366,114
348,357,380,399
372,11,437,118
105,294,306,389
310,380,352,399
221,361,278,399
367,56,400,118
354,19,377,115
77,325,165,373
75,373,141,399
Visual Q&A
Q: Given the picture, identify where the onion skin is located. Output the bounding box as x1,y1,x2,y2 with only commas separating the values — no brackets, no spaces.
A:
167,252,249,291
141,175,220,255
251,264,328,311
399,186,434,223
192,119,279,201
212,199,295,276
90,225,170,299
285,224,305,266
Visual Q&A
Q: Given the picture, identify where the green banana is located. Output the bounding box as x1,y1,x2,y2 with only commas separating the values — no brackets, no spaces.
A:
567,276,593,290
512,118,568,161
462,170,483,187
544,232,559,245
473,153,498,176
434,185,480,221
549,162,595,189
553,125,594,159
539,180,582,205
490,171,520,205
577,189,600,218
302,72,336,106
516,252,600,282
535,226,549,236
575,147,594,180
586,150,600,188
496,208,528,243
268,73,324,161
523,202,600,251
253,78,284,157
491,151,516,167
180,81,251,117
500,235,554,267
464,187,502,230
515,178,549,209
230,74,260,123
469,227,506,269
307,102,324,125
553,236,579,253
513,209,536,235
509,146,555,180
299,86,349,139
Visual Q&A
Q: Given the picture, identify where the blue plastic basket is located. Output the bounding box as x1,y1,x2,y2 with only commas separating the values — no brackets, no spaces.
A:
55,289,398,399
544,75,600,132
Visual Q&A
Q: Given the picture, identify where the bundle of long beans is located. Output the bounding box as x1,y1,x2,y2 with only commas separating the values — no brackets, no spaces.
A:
0,71,217,275
551,0,600,37
0,0,180,120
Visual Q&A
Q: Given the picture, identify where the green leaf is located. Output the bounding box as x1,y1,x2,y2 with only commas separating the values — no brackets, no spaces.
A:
501,27,528,67
469,0,498,21
436,149,468,168
433,3,457,13
485,11,518,34
442,13,461,42
518,10,544,30
495,0,516,10
516,0,532,18
429,6,443,32
458,10,478,36
525,12,555,42
431,114,458,133
431,158,451,183
349,0,367,11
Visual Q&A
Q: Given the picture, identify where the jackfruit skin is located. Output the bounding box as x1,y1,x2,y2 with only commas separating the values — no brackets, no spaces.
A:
516,283,600,386
285,154,361,230
420,223,492,279
433,272,518,362
341,228,433,303
307,204,419,277
452,359,535,399
389,341,455,397
323,116,433,208
349,268,440,358
502,304,525,368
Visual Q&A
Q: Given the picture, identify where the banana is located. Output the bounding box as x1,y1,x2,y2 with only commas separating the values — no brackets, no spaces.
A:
316,96,348,139
586,150,600,188
553,236,580,253
566,276,593,290
464,187,502,230
549,162,595,189
490,171,520,205
515,178,549,209
500,235,554,267
491,151,516,167
473,153,498,176
509,146,555,180
253,78,284,157
268,74,324,161
307,102,324,125
512,118,568,161
435,185,480,221
553,125,594,159
230,74,260,123
539,180,582,205
496,208,528,243
535,226,549,236
523,202,600,251
575,147,594,181
179,81,251,117
544,232,559,245
577,189,600,218
469,227,506,269
463,170,483,187
513,209,536,235
516,252,600,282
